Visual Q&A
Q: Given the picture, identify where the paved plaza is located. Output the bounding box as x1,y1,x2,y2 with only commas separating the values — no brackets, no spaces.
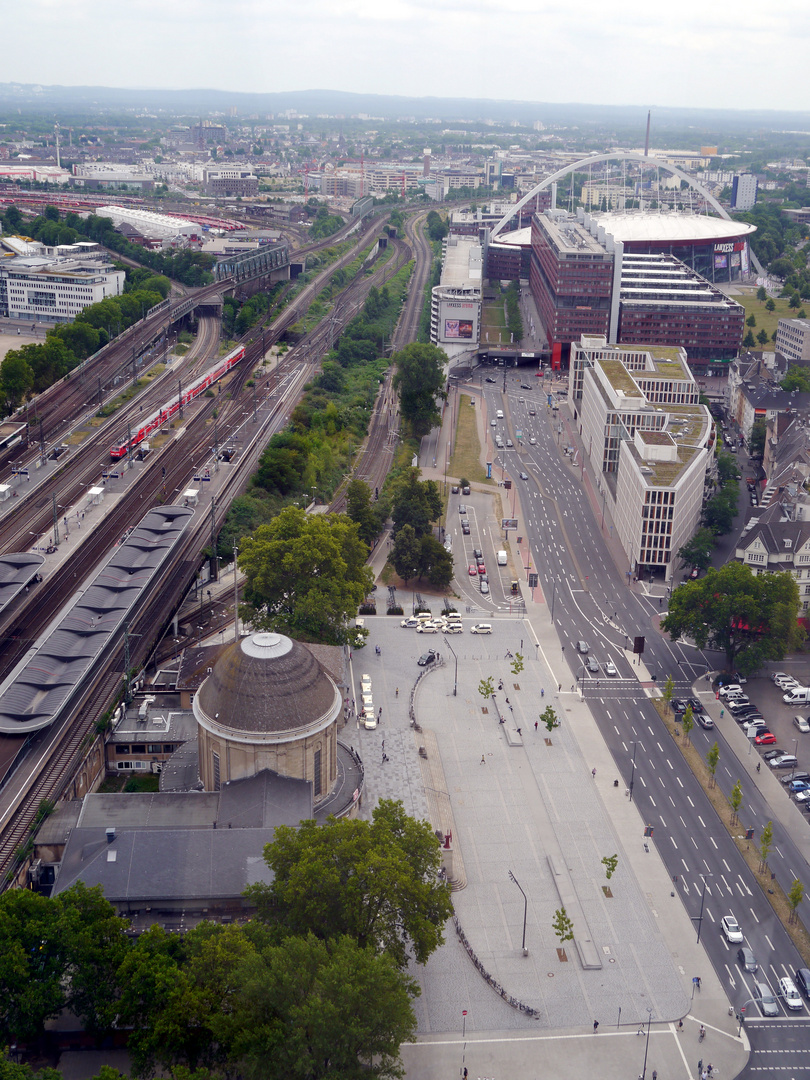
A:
341,616,747,1079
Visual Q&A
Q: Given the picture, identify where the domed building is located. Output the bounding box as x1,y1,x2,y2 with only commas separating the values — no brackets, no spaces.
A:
193,631,342,800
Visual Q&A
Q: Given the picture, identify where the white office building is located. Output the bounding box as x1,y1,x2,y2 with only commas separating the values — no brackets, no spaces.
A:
775,317,810,363
0,255,125,323
572,336,713,581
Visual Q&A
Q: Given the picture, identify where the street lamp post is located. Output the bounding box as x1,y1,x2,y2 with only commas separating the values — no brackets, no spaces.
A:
507,870,528,955
693,873,713,944
444,638,458,697
640,1008,653,1079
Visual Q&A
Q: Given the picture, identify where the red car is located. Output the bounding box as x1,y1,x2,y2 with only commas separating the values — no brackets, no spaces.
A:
755,731,777,745
468,564,477,576
477,561,486,575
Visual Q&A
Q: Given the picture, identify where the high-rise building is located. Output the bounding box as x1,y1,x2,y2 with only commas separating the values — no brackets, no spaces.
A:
731,173,758,211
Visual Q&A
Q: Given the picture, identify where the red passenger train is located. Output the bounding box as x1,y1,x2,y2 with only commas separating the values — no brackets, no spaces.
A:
109,345,246,459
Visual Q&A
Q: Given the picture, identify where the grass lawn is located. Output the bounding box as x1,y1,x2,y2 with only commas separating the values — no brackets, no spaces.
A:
481,299,506,345
736,293,805,341
449,395,492,486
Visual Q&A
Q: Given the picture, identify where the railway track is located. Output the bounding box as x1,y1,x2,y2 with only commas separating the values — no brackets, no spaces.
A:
0,216,413,883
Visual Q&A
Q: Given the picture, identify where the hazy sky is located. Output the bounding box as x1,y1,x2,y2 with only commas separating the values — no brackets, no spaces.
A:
4,0,809,112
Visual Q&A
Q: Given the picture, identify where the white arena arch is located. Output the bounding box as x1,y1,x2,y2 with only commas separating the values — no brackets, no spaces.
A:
490,152,763,275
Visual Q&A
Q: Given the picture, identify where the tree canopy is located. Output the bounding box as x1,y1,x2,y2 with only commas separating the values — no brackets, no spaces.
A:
677,527,716,572
390,467,443,538
392,343,446,438
661,563,804,673
247,799,453,969
239,506,373,644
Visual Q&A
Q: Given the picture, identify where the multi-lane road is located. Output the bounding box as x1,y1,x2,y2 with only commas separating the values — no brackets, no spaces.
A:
468,373,810,1075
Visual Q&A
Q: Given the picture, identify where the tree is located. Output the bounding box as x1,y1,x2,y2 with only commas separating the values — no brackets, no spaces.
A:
681,705,694,746
765,298,776,312
392,343,447,438
743,330,756,348
247,800,453,969
662,674,674,711
781,367,810,393
788,878,805,925
478,676,495,700
729,780,742,826
223,934,418,1080
0,889,65,1044
758,820,773,874
56,882,131,1038
345,478,381,548
601,855,618,881
756,286,767,302
746,314,757,328
790,292,801,309
757,329,770,346
119,922,256,1077
419,534,453,588
510,653,525,677
716,449,741,486
540,704,559,732
748,418,767,458
390,525,421,584
552,907,574,944
660,563,804,674
239,506,374,645
390,468,442,539
677,528,716,572
706,742,720,789
701,486,739,535
0,352,35,409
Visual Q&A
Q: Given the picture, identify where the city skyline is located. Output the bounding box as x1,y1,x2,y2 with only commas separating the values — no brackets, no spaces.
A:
4,0,807,114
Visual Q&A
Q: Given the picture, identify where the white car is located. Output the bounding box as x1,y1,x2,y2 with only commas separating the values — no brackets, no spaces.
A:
721,915,743,943
470,623,492,634
400,617,420,628
443,623,463,633
719,684,744,699
604,660,618,677
529,436,536,445
416,623,439,634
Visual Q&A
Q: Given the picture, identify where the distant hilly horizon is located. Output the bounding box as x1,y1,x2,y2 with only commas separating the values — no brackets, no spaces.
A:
1,83,810,135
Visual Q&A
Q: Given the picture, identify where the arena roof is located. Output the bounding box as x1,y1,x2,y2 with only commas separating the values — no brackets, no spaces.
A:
590,212,756,245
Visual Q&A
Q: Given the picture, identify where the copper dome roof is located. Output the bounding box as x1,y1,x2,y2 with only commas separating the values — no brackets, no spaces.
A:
196,632,338,735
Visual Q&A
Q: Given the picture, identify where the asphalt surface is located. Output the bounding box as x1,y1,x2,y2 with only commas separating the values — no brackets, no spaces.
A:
378,369,810,1078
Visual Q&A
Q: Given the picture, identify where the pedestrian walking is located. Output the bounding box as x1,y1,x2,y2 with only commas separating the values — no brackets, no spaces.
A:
652,1072,657,1080
678,1019,683,1033
592,767,597,778
697,1059,702,1077
481,755,486,764
516,728,522,736
593,1020,599,1034
534,720,538,732
706,1066,713,1077
696,976,701,991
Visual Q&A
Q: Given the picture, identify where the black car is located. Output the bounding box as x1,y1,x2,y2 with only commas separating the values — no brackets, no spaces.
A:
671,699,688,715
461,521,471,534
687,697,705,714
520,383,530,390
485,377,497,383
451,485,459,494
796,968,810,998
417,650,437,667
737,946,758,972
763,748,784,761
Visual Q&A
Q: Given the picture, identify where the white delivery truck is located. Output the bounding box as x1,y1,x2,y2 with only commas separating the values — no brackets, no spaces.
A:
783,687,810,704
497,550,508,566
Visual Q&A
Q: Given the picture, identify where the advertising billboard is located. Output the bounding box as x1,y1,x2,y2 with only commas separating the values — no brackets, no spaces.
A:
444,319,474,339
437,299,479,344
